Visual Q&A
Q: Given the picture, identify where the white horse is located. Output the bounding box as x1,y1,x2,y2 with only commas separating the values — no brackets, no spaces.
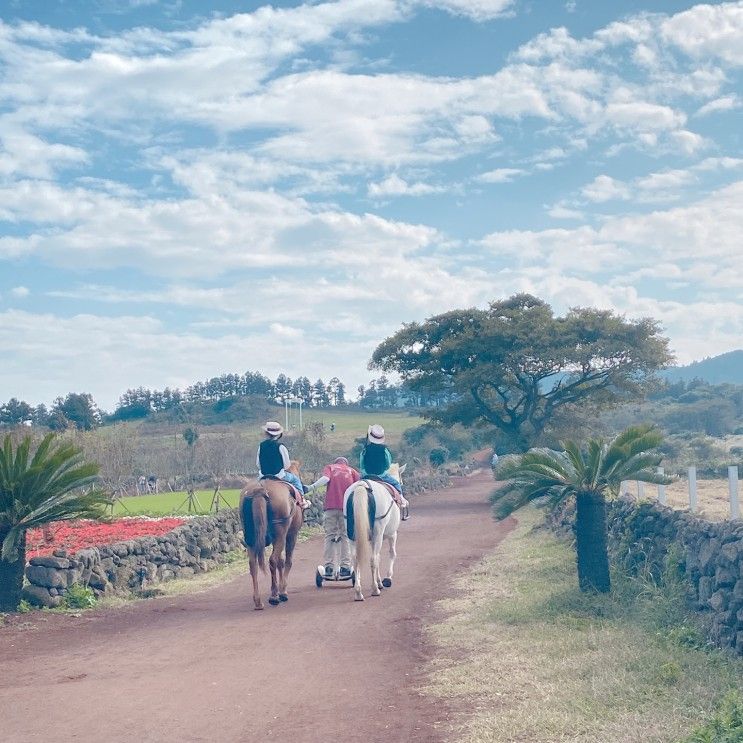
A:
344,463,406,602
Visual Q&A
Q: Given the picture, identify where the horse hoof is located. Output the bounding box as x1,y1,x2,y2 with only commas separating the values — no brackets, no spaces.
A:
254,604,264,611
382,578,392,588
268,597,280,606
355,595,364,602
279,594,289,602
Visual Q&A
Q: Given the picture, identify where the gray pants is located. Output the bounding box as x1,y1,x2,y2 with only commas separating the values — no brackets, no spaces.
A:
323,510,351,570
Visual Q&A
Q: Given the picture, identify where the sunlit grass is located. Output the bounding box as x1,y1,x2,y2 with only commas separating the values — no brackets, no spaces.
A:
422,507,743,743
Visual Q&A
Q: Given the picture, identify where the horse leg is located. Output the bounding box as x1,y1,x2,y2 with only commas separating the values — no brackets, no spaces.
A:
248,550,263,610
371,528,384,596
382,532,397,588
280,521,299,602
352,542,365,602
268,537,284,606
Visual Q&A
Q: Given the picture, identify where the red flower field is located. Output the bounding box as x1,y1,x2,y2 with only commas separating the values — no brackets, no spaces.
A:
26,518,187,559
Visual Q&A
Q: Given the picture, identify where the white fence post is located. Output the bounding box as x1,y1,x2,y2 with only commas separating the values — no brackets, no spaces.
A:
728,465,740,520
688,466,697,513
657,467,666,505
637,481,645,499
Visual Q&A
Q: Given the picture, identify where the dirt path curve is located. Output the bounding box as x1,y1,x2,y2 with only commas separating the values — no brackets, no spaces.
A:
1,473,512,743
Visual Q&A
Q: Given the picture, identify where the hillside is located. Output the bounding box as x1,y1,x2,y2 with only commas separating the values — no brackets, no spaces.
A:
665,350,743,385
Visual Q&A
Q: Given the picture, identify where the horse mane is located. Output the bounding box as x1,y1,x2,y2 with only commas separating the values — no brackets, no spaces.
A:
388,462,403,484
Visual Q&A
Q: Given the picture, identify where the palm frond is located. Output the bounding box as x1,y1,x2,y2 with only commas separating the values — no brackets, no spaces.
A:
0,434,107,562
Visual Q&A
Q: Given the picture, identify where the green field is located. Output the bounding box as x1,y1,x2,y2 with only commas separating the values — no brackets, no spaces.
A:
298,408,423,448
112,489,244,516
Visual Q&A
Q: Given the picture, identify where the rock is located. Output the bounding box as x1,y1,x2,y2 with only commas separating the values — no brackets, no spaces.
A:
88,569,109,590
715,565,737,589
699,539,720,575
698,576,714,605
75,548,100,567
25,565,66,589
733,580,743,602
22,584,62,608
28,555,71,569
111,567,134,588
65,569,82,587
52,549,68,558
720,541,741,564
709,589,729,613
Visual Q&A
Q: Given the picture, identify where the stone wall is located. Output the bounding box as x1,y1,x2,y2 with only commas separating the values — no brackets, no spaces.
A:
606,497,743,655
23,510,247,608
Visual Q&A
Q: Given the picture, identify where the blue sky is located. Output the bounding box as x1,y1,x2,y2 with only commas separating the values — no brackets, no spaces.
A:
1,0,742,409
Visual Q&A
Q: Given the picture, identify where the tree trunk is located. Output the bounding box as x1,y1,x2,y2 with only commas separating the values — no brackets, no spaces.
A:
0,528,27,612
574,491,611,593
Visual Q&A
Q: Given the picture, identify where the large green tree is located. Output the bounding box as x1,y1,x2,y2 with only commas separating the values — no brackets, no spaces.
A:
491,425,669,593
371,294,672,450
0,434,106,611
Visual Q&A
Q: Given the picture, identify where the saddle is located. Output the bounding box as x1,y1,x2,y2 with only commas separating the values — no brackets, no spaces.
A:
365,476,405,509
259,476,304,503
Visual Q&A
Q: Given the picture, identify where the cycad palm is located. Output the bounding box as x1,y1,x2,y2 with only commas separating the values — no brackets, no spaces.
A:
0,434,106,611
491,425,669,593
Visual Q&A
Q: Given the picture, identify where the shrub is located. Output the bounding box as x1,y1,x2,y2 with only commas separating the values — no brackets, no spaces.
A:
62,584,97,609
429,447,448,468
684,692,743,742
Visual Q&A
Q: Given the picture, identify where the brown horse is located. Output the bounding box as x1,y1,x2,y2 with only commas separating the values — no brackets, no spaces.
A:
238,461,304,610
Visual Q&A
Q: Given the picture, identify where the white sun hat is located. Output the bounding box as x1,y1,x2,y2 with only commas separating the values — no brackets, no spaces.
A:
368,424,385,444
262,421,284,437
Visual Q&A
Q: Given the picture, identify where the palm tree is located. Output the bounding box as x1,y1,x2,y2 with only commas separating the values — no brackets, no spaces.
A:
491,425,669,593
0,434,107,611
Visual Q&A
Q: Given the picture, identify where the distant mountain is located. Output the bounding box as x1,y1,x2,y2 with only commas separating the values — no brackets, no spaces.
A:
664,350,743,385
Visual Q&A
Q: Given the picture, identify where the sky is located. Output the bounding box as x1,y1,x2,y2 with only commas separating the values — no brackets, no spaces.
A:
0,0,742,410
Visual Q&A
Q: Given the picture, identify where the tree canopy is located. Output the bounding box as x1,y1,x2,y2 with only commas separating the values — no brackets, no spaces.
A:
371,294,672,450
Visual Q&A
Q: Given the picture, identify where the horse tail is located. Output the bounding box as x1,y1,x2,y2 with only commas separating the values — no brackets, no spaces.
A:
353,485,371,577
252,494,268,572
240,487,267,572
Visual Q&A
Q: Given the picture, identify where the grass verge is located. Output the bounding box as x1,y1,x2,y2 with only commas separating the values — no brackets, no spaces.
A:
421,507,743,743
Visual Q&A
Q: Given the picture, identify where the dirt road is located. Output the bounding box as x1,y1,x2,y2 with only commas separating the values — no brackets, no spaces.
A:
1,473,512,743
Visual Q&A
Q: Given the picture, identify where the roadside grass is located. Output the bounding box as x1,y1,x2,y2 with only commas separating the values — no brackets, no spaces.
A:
422,507,743,743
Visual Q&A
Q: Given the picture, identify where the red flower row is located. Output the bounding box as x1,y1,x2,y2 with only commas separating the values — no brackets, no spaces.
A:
26,518,187,559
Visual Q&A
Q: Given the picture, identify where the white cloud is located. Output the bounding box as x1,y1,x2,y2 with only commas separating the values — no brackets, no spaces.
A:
635,168,696,191
547,204,584,219
661,2,743,66
695,95,741,116
368,173,441,196
581,175,630,202
476,167,524,183
416,0,514,21
10,286,30,298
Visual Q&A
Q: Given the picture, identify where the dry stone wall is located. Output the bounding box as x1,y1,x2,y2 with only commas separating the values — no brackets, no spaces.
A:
23,510,247,608
606,497,743,655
